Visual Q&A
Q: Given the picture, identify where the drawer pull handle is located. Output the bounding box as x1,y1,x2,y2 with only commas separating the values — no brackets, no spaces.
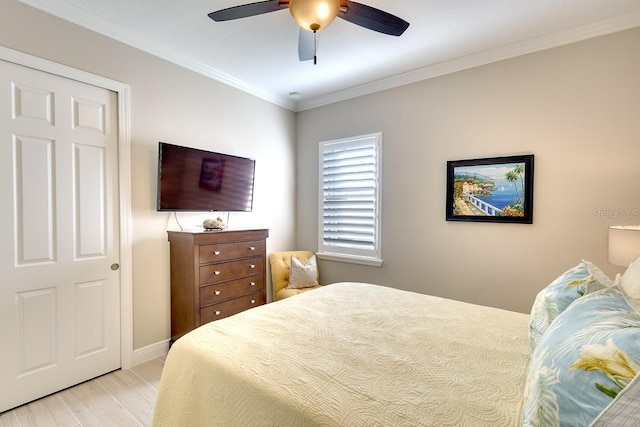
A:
215,311,221,316
250,264,255,269
214,271,221,276
213,251,221,255
250,282,256,286
215,290,221,296
250,299,256,304
249,246,256,251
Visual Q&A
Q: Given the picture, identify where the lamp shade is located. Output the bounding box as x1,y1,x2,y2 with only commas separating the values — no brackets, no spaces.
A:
289,0,340,31
608,225,640,266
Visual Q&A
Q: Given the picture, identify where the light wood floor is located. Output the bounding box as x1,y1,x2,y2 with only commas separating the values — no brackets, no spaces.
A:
0,356,165,427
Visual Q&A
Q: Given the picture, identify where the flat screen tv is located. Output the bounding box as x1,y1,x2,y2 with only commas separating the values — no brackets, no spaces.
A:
157,142,255,212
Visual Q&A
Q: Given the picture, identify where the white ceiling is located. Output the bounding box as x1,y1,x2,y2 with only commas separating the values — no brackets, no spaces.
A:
18,0,640,111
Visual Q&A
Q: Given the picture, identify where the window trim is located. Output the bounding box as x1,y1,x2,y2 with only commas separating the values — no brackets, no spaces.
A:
317,133,382,267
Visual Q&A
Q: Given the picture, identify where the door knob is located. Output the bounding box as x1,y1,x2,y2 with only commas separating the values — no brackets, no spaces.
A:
111,263,120,271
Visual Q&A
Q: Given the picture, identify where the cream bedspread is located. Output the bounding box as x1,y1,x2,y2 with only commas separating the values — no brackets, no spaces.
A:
153,282,530,426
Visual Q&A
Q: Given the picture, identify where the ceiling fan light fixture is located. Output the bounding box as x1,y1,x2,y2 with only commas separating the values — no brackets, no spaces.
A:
289,0,340,32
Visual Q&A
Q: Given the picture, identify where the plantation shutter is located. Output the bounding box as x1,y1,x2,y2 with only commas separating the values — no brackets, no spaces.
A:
318,134,381,265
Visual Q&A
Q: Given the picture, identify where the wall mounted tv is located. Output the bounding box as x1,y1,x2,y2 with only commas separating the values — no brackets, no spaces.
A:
157,142,255,212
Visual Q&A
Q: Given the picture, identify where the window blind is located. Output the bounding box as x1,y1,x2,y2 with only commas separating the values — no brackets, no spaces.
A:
319,134,381,262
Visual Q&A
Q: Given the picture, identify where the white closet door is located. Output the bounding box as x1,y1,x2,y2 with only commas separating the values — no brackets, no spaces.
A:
0,59,121,412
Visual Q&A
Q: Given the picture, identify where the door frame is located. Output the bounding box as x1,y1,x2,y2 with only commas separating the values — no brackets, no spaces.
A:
0,45,134,369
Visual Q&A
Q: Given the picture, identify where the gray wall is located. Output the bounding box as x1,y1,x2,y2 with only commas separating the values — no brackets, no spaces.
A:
1,0,297,349
296,27,640,313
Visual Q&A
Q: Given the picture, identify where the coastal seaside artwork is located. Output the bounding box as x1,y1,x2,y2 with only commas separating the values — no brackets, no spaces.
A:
446,155,534,223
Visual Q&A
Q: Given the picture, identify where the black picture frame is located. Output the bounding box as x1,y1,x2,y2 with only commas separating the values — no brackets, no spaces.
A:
446,154,534,224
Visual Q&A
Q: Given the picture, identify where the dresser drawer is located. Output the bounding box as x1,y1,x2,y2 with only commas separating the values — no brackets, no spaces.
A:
200,291,266,324
199,258,264,285
199,240,266,264
200,276,264,306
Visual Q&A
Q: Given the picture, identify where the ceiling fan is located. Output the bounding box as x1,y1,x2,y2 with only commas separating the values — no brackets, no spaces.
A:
208,0,409,63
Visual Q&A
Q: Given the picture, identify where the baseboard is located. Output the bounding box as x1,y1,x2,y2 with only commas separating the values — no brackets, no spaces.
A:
132,339,170,366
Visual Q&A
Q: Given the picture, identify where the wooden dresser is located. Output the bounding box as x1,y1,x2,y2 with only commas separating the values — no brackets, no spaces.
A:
167,229,268,342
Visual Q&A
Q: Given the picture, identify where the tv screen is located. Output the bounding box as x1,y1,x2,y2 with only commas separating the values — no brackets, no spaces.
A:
157,142,255,212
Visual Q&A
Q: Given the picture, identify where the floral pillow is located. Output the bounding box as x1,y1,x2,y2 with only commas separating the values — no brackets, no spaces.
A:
522,285,640,427
528,260,612,351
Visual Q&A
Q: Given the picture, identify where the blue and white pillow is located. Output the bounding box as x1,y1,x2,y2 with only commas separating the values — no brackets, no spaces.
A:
528,260,613,351
522,285,640,427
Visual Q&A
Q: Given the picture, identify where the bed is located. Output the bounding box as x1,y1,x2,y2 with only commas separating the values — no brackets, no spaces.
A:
153,282,530,426
153,259,640,427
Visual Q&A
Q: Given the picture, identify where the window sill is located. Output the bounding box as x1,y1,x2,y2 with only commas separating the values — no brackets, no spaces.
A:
316,252,383,267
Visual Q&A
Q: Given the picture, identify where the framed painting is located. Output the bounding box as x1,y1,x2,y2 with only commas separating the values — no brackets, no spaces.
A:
446,154,534,223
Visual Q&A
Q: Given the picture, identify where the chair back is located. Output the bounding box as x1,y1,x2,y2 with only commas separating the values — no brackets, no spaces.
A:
269,251,315,298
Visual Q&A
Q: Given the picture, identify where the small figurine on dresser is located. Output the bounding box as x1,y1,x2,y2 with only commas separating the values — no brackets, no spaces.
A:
203,217,225,230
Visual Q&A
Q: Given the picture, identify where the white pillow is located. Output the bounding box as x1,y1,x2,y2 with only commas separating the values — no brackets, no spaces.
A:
287,255,319,289
620,255,640,314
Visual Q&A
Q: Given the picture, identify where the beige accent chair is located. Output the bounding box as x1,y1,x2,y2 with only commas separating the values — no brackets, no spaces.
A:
269,250,321,301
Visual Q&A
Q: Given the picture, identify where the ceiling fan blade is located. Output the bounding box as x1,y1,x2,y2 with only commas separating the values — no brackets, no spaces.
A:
208,0,289,22
338,1,409,36
298,29,317,61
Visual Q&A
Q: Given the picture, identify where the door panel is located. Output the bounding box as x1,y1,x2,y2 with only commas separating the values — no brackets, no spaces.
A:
17,287,57,375
74,143,106,258
75,279,108,358
13,134,56,264
0,59,120,412
11,82,55,125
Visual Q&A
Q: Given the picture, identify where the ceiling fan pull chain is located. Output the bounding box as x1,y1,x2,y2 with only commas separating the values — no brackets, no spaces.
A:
314,29,317,65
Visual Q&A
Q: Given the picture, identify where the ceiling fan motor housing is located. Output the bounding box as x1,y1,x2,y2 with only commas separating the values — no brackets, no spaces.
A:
289,0,340,31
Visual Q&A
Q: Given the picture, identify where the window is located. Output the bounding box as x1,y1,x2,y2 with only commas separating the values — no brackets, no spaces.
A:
317,133,382,266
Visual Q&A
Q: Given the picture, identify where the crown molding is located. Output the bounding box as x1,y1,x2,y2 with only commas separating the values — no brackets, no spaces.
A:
18,1,640,113
295,11,640,111
17,0,297,111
